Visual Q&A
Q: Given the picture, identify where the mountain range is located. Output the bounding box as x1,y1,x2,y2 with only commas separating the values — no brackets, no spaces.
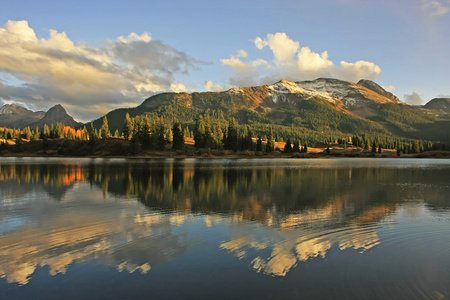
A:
0,104,81,128
1,78,449,143
89,78,450,143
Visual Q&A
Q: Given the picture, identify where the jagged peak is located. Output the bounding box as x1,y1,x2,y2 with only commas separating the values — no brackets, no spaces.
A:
45,104,67,116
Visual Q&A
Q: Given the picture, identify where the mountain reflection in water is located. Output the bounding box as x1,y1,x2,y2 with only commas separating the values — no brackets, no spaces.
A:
0,158,449,299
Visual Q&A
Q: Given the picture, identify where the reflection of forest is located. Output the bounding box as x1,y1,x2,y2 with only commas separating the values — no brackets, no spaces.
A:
1,159,449,219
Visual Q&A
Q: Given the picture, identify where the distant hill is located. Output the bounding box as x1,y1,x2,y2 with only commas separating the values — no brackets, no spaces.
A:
0,103,81,129
89,78,450,144
0,104,45,128
424,98,450,114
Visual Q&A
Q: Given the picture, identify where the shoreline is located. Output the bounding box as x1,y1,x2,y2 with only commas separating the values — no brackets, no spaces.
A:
2,151,450,160
1,138,449,159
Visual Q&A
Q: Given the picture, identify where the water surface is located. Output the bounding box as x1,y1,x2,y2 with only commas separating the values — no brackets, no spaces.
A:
1,158,449,299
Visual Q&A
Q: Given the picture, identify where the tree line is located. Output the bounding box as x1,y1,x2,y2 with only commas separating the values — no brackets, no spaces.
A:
0,113,447,155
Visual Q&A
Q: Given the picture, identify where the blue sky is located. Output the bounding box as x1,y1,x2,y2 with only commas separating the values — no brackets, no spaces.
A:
0,0,449,121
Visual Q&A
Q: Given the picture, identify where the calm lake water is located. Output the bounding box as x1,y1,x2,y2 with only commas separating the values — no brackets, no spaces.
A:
0,157,449,299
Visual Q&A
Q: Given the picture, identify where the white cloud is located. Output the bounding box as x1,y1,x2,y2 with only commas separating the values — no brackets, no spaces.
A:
404,92,423,105
220,50,271,87
221,32,381,87
204,81,227,92
383,85,396,92
337,60,381,82
421,0,450,17
170,82,188,93
255,33,300,65
0,20,203,122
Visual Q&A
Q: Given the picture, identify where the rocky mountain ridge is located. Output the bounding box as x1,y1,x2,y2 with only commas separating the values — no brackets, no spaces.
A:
0,104,80,128
0,104,45,128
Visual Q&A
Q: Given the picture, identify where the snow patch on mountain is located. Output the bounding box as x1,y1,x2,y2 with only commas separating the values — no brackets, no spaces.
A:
267,79,337,104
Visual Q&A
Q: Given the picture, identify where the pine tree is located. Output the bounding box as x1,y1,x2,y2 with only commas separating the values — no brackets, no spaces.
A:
284,139,292,153
132,115,140,140
222,128,227,149
89,123,96,140
41,124,50,139
50,124,55,138
100,116,111,140
256,135,263,152
123,113,133,141
293,140,300,153
371,141,377,153
172,118,184,150
213,122,224,149
140,115,152,148
56,123,65,139
204,115,213,149
412,140,420,154
156,117,166,150
227,118,238,151
266,127,275,152
243,125,253,151
82,126,89,140
166,127,173,143
194,116,206,148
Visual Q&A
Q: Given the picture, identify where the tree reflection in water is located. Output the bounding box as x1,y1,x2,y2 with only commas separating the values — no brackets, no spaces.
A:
0,158,449,286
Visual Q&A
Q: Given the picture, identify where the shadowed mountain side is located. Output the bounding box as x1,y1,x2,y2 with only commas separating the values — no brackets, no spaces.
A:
424,98,450,114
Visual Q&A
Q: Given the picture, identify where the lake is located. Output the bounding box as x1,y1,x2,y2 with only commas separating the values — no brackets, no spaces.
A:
1,157,449,299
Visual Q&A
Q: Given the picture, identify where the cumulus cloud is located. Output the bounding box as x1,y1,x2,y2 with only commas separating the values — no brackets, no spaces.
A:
220,50,271,87
404,92,423,105
421,0,450,17
0,20,203,121
221,32,382,87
